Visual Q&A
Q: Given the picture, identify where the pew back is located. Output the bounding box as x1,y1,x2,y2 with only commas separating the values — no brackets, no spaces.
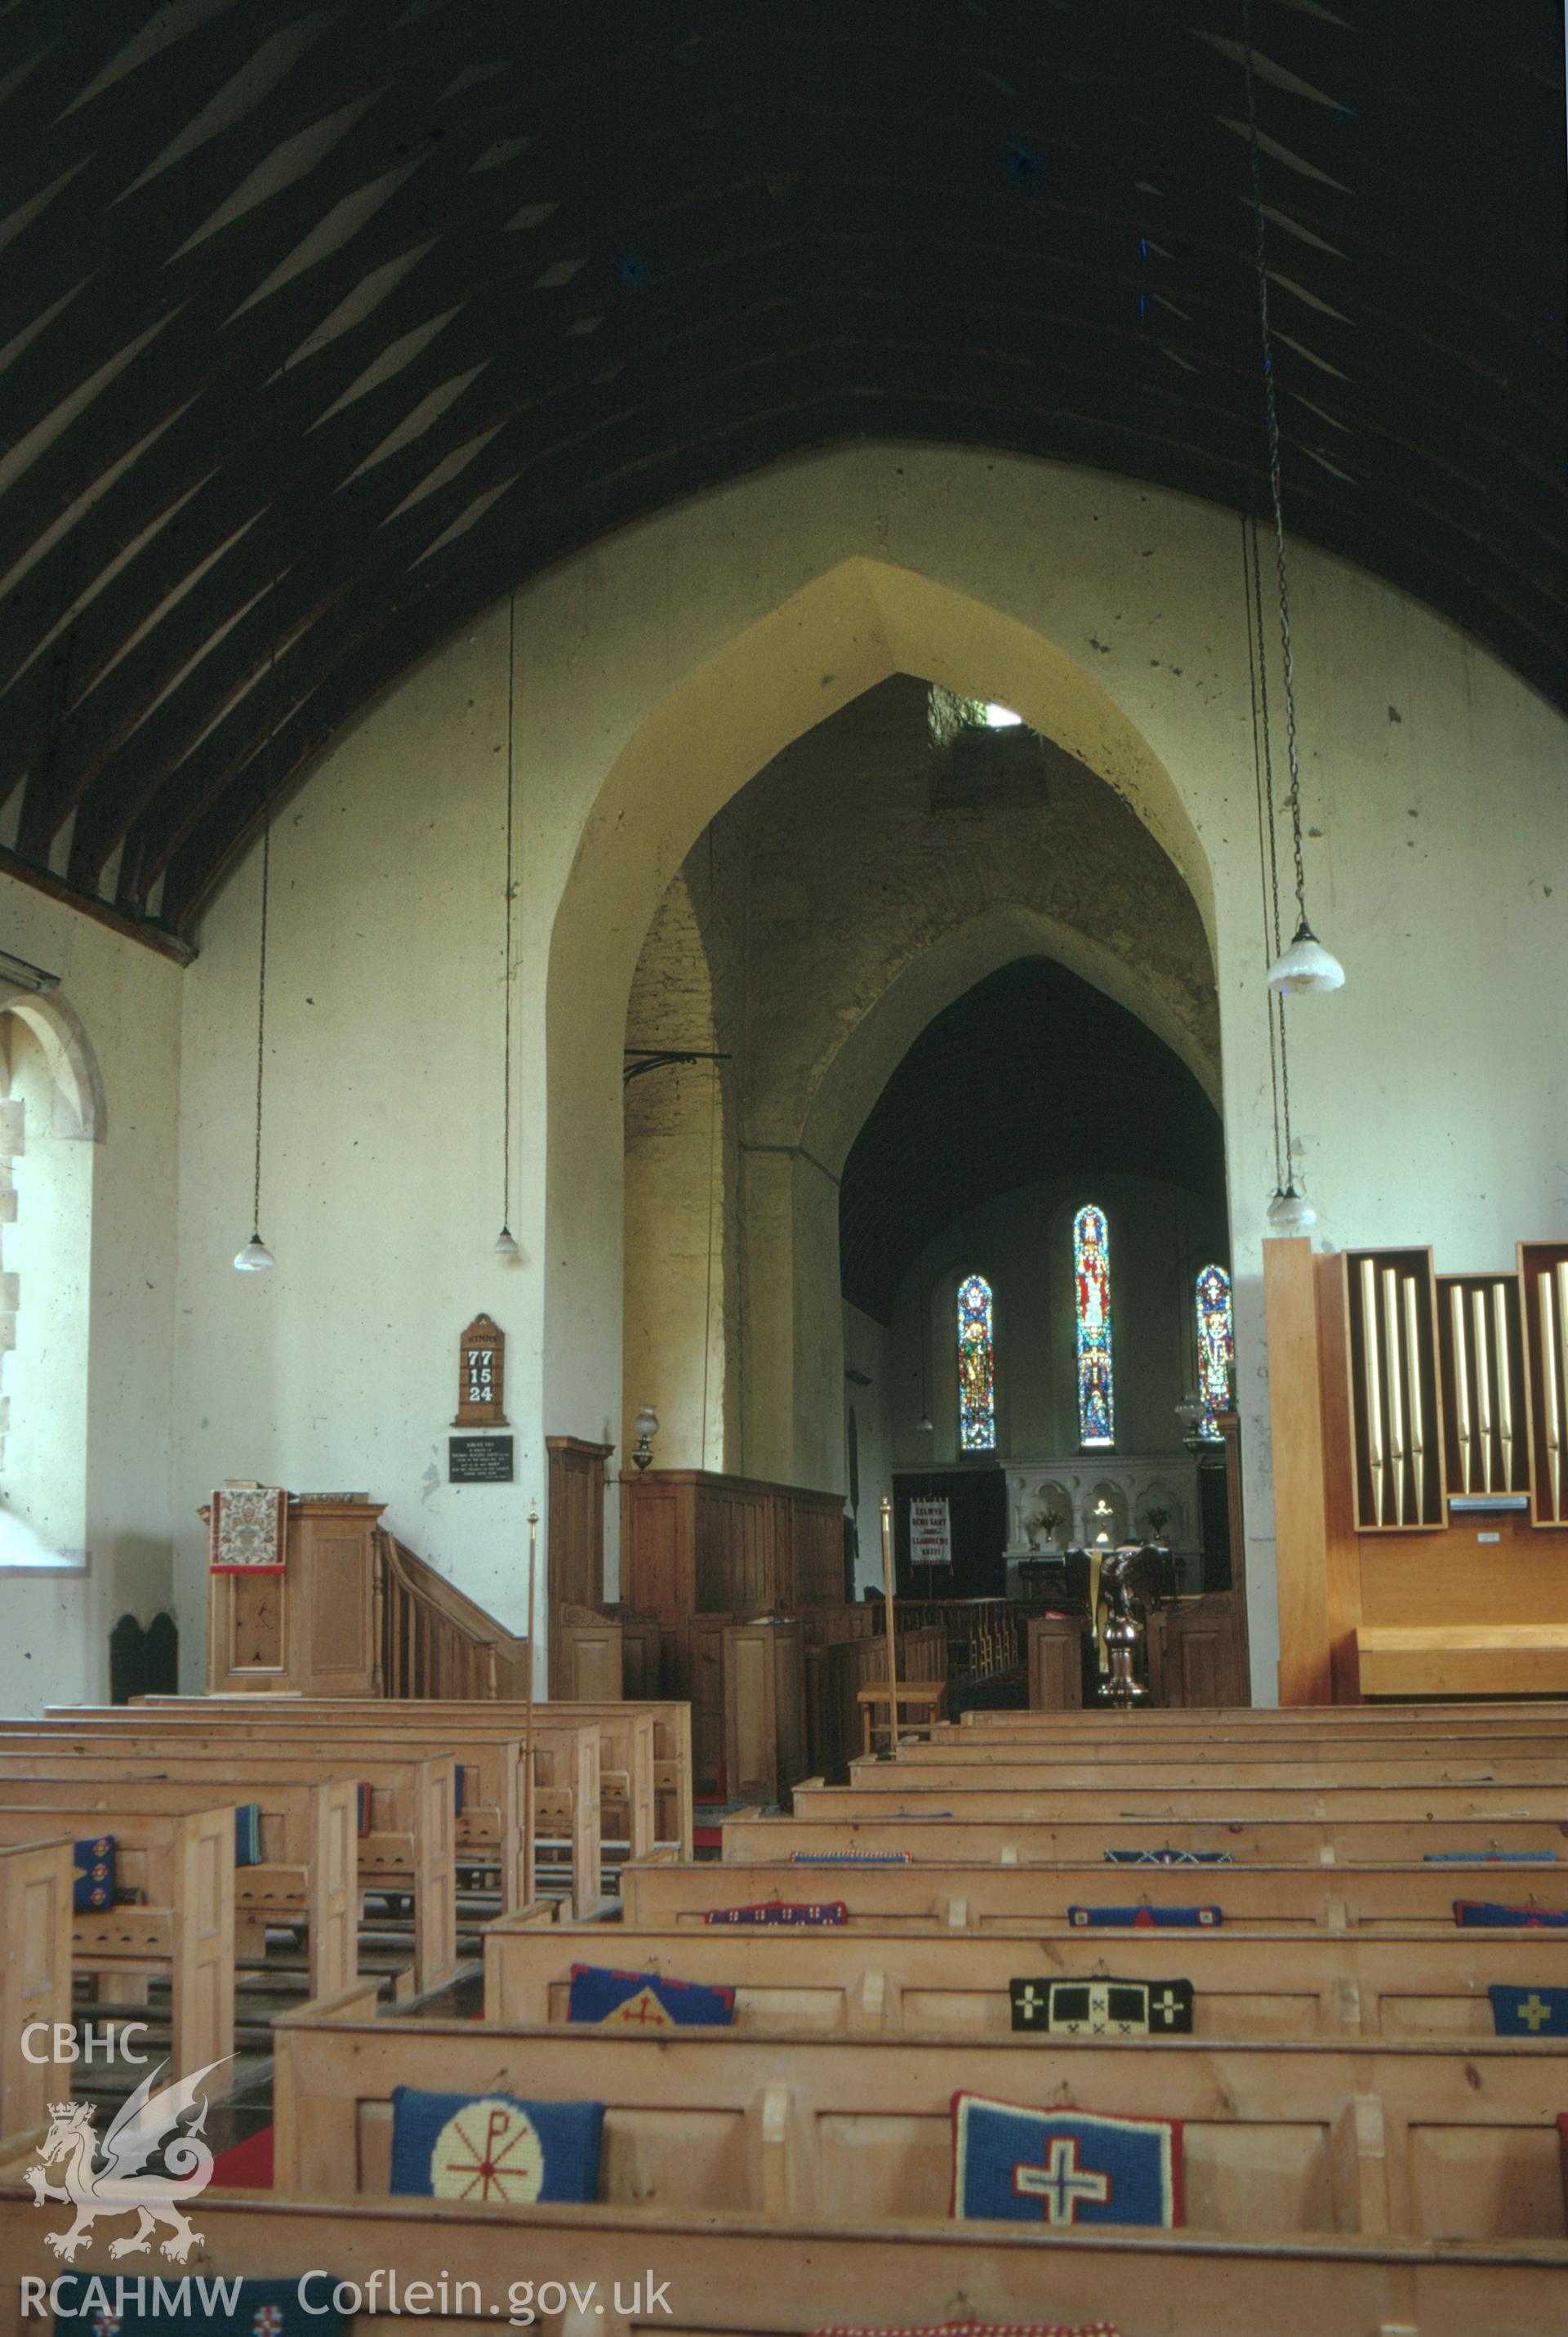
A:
272,1991,1568,2241
0,1836,70,2153
483,1909,1568,2043
621,1852,1568,1931
725,1807,1568,1864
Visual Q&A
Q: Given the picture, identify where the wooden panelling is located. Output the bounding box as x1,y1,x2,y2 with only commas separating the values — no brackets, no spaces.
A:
207,1498,383,1697
546,1435,610,1690
1026,1613,1082,1709
1264,1239,1338,1705
1154,1593,1247,1709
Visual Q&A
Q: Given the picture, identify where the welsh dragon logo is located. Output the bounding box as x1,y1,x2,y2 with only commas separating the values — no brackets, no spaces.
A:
25,2058,229,2263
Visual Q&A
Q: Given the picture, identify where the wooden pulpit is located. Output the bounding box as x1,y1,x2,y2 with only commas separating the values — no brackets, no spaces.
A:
206,1496,385,1696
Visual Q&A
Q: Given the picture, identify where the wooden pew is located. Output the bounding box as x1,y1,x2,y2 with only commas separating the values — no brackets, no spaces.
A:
0,1836,70,2154
4,1728,457,1991
0,1765,356,1999
484,1907,1568,2041
0,1803,232,2089
893,1731,1568,1771
960,1701,1568,1732
270,1985,1568,2241
146,1688,693,1859
0,2183,1564,2337
621,1851,1568,1932
818,1761,1568,1804
724,1804,1568,1864
87,1705,606,1916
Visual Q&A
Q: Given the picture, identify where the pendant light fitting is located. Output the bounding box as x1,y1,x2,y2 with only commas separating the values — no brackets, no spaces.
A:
1242,2,1345,1002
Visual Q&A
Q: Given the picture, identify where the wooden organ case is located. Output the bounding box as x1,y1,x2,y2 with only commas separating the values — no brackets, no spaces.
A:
1267,1237,1568,1702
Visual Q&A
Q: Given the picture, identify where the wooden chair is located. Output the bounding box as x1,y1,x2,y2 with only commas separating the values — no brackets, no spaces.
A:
857,1681,946,1755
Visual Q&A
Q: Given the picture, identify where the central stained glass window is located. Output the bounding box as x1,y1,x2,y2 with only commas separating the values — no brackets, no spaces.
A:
957,1273,996,1452
1074,1205,1114,1447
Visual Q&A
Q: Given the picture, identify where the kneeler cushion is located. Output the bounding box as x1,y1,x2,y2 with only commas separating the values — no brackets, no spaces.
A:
72,1836,113,1911
1455,1901,1568,1928
568,1962,735,2027
1103,1849,1232,1866
1490,1985,1568,2036
1010,1976,1192,2036
1069,1906,1221,1929
234,1802,262,1866
51,2277,342,2333
814,2321,1119,2336
951,2091,1182,2229
390,2085,604,2203
705,1900,848,1925
790,1849,913,1866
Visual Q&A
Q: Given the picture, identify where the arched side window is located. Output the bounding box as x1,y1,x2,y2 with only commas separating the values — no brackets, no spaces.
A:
956,1273,996,1452
1074,1204,1113,1447
1195,1263,1233,1441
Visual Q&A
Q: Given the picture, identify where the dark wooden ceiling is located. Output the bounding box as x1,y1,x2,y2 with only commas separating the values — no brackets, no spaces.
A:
839,957,1226,1320
2,1,1563,957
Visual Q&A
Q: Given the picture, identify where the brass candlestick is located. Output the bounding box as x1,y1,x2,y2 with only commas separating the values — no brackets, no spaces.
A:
879,1492,900,1755
1361,1260,1385,1525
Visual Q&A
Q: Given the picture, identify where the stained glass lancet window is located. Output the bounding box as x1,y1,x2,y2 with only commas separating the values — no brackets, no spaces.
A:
1196,1264,1234,1440
957,1273,996,1452
1074,1206,1114,1447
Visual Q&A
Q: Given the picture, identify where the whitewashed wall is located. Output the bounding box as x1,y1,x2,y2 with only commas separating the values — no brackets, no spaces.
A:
146,443,1568,1700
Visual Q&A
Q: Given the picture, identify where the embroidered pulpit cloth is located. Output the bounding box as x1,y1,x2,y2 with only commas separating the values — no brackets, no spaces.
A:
209,1486,289,1574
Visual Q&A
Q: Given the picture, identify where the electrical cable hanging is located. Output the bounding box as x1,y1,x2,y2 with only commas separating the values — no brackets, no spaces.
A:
493,591,520,1260
234,814,275,1270
234,546,283,1273
1242,0,1345,1001
1244,507,1316,1233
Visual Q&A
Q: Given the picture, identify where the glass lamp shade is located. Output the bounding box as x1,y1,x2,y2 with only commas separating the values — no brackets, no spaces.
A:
1266,1183,1316,1235
1267,919,1345,996
234,1233,276,1272
493,1224,520,1259
915,1414,934,1434
1174,1392,1205,1433
633,1404,659,1444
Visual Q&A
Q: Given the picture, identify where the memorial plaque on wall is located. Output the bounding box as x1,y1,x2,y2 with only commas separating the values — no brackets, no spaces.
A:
449,1434,514,1483
453,1313,508,1425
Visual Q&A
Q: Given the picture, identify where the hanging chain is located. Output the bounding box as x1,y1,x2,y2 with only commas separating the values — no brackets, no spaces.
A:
1242,512,1285,1190
1242,0,1309,932
252,815,270,1234
502,591,517,1224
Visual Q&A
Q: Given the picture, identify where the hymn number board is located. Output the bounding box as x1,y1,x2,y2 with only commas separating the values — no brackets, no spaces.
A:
453,1314,508,1427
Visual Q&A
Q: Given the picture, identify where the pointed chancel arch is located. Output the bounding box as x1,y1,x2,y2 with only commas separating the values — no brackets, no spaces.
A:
546,554,1215,1491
